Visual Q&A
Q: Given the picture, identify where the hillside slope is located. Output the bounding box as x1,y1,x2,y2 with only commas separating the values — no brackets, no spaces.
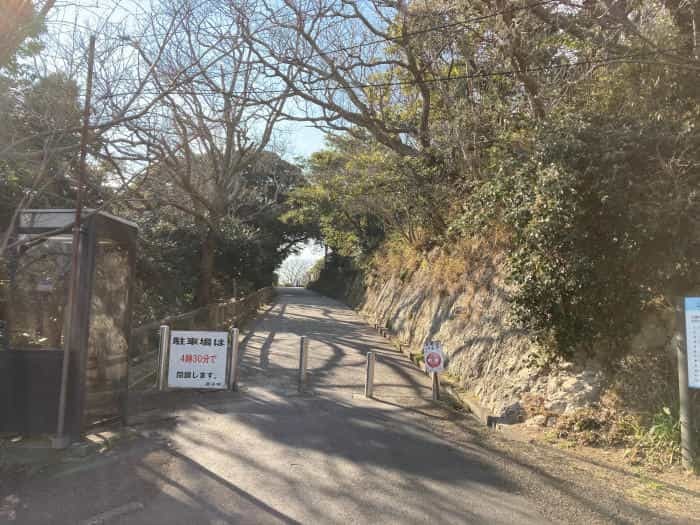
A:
311,242,684,437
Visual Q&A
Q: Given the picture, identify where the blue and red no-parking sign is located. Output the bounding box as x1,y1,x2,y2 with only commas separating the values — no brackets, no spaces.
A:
423,341,445,373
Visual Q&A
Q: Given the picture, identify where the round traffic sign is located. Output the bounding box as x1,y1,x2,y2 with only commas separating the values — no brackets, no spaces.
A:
426,352,442,369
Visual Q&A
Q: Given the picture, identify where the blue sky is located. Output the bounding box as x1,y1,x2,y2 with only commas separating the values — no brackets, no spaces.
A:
280,125,326,160
42,0,328,267
41,0,328,162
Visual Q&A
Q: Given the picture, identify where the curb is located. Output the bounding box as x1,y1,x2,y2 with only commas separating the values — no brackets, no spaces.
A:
361,312,527,436
441,382,492,425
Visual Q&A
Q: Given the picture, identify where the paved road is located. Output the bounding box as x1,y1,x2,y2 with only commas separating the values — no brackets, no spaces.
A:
3,289,678,524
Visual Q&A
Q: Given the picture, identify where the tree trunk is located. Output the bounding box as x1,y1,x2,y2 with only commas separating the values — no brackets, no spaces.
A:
195,227,216,307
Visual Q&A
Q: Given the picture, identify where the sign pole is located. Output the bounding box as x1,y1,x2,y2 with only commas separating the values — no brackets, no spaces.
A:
157,325,171,391
53,34,96,450
229,327,240,391
432,372,440,401
678,298,696,471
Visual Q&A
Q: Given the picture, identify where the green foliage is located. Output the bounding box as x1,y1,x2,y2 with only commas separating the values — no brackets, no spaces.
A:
307,253,363,303
301,3,700,361
122,147,306,314
283,133,453,257
0,0,48,71
304,258,325,287
451,61,700,354
633,407,682,467
133,211,299,320
0,72,92,225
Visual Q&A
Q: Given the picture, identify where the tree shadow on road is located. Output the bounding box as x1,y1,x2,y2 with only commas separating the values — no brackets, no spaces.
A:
9,288,684,524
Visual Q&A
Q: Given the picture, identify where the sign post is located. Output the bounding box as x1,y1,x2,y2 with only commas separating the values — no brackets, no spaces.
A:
229,327,240,391
423,341,445,401
680,298,699,471
167,330,229,389
431,372,440,401
157,325,170,391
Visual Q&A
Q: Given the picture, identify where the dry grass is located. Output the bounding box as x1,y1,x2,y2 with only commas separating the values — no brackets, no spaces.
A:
554,405,633,448
372,238,422,282
432,233,510,294
553,403,683,470
372,233,509,295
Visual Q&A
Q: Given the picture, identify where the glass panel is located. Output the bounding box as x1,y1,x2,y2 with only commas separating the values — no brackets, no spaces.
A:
3,235,73,350
19,210,76,230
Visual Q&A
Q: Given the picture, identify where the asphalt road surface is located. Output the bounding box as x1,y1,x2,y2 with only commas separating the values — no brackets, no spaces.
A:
3,288,679,524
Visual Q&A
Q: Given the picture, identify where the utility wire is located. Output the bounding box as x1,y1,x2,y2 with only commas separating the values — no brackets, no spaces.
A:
42,1,559,49
91,46,695,100
37,0,690,99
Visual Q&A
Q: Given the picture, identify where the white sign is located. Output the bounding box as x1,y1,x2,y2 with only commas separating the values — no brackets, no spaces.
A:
684,298,700,389
423,341,445,373
168,330,229,389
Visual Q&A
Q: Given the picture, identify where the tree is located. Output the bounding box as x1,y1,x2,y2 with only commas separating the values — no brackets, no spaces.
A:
238,0,592,237
0,0,55,69
109,0,298,305
276,257,315,287
0,72,82,215
126,147,303,306
0,2,219,258
279,0,700,358
132,207,304,319
236,0,447,158
0,72,93,262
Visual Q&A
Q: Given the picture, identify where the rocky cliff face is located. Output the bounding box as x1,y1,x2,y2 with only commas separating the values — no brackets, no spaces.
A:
329,247,679,426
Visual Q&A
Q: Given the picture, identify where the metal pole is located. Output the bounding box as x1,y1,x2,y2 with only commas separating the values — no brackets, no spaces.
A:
157,325,171,391
54,35,96,449
432,372,440,401
365,352,376,398
229,327,240,391
298,336,308,392
677,299,696,471
232,279,238,324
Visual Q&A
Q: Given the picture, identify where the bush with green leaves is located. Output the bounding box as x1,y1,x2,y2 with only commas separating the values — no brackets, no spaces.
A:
451,61,700,356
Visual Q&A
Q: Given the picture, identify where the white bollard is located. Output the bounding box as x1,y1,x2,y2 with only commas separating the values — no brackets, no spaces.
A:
298,336,309,391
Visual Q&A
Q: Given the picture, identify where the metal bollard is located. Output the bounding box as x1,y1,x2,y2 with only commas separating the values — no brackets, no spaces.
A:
229,327,240,391
431,372,440,401
365,351,376,398
298,336,309,391
157,325,170,391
